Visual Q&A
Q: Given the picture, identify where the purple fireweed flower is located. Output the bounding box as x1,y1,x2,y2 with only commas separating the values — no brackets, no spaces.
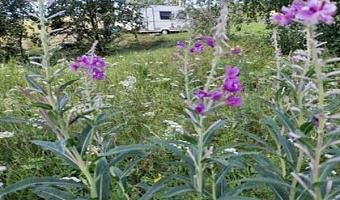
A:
296,0,337,25
194,42,204,52
225,66,240,79
193,90,210,99
223,78,242,93
225,96,242,107
189,47,196,54
188,42,204,54
229,48,242,55
195,103,205,115
271,13,294,26
208,90,223,101
70,55,106,81
70,62,80,71
177,41,185,49
205,37,215,48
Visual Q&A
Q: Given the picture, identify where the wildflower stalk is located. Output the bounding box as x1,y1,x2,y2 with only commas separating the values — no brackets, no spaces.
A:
272,27,288,179
38,0,70,139
37,1,98,197
307,26,324,200
204,0,229,92
194,1,229,198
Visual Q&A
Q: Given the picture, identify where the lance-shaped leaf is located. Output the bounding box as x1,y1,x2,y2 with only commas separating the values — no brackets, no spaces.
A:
0,117,49,128
95,157,110,200
138,176,175,200
77,125,93,156
102,144,151,156
0,177,84,198
32,140,78,169
32,186,78,200
203,120,226,147
25,74,46,95
162,186,196,198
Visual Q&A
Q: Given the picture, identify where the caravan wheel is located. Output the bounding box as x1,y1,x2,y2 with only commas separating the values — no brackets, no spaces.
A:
161,30,169,35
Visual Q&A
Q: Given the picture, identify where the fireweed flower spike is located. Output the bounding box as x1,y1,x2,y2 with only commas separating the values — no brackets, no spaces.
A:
70,55,106,81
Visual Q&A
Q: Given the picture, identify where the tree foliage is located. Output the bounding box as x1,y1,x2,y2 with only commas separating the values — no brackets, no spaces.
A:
49,0,143,54
0,0,31,59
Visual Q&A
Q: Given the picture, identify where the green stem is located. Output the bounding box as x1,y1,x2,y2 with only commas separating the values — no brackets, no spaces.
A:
196,117,204,199
72,148,98,198
118,180,131,200
309,27,324,200
211,168,217,200
38,0,54,107
289,149,303,200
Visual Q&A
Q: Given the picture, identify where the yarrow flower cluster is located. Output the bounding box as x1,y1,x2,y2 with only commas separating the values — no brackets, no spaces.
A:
271,0,337,26
193,66,242,115
69,55,106,80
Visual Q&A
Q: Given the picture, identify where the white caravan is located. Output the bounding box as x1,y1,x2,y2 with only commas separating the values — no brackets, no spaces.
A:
139,5,188,34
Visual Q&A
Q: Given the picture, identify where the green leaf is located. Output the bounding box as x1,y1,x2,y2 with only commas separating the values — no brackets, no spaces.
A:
77,125,93,156
163,186,195,198
32,140,78,169
138,176,175,200
59,79,78,91
108,151,148,168
58,93,74,111
203,120,226,146
32,186,77,200
95,158,110,200
25,74,46,95
0,117,48,128
0,177,83,198
102,144,151,156
31,102,53,110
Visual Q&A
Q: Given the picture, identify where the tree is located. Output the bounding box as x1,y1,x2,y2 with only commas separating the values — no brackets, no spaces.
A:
0,0,31,59
49,0,143,54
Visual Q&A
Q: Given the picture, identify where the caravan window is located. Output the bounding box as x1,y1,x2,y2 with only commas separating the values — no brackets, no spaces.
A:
160,11,172,20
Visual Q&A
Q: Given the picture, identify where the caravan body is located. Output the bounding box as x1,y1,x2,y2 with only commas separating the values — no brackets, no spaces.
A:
140,5,187,34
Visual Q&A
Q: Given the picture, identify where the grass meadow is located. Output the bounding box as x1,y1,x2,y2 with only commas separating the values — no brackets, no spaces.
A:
0,22,278,199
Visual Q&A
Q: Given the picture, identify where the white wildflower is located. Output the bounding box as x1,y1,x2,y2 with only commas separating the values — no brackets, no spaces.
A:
162,78,171,82
170,83,178,87
61,177,81,182
0,166,7,172
142,102,152,108
119,76,136,90
164,120,183,134
0,131,14,139
331,170,337,175
106,95,115,99
142,112,155,117
325,154,334,159
224,148,238,154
